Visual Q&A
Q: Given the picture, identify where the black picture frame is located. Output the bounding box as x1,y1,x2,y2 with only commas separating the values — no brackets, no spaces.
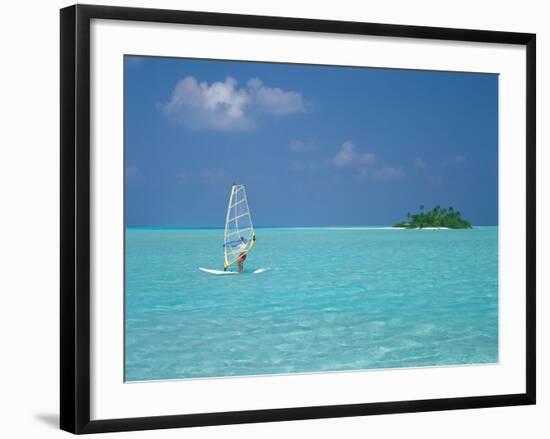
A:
60,4,536,434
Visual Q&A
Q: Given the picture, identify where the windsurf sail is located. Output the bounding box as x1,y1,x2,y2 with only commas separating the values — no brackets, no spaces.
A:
223,184,256,269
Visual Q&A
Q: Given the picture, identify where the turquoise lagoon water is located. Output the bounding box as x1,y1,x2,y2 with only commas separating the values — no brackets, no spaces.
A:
125,227,498,381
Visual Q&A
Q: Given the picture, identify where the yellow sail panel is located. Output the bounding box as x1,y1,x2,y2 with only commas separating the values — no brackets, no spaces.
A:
223,184,256,268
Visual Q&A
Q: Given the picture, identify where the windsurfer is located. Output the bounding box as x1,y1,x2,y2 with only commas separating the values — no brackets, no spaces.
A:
237,236,247,273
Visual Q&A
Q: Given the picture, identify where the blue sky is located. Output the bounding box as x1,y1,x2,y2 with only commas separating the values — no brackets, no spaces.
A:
125,56,498,227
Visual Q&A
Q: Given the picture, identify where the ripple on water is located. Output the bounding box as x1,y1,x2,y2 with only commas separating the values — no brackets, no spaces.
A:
125,227,498,381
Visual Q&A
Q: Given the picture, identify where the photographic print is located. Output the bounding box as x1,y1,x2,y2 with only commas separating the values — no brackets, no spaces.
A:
124,55,498,382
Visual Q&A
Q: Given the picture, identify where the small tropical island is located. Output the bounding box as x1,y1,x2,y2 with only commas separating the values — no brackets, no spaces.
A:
394,205,472,229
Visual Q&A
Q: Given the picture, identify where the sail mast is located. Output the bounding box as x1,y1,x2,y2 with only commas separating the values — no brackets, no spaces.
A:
223,184,236,269
223,184,256,269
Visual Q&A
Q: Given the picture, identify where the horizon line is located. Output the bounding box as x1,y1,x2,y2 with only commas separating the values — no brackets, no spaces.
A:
125,224,499,229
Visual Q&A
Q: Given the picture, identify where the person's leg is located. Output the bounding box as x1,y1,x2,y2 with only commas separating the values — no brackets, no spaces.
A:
238,260,243,273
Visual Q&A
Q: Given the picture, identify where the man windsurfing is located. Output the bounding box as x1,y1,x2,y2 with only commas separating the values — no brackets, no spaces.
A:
237,236,248,273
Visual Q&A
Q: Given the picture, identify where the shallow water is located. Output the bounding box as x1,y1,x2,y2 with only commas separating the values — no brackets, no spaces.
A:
125,227,498,381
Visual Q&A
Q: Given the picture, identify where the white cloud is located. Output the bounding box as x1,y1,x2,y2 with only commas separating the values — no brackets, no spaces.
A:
249,78,306,115
333,141,359,167
333,141,403,181
333,141,376,168
360,152,376,166
163,76,305,131
373,165,404,181
450,155,466,164
163,76,251,131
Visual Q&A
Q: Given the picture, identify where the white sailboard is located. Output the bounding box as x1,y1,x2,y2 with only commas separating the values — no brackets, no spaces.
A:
223,184,256,269
198,267,270,275
199,183,257,275
198,267,238,276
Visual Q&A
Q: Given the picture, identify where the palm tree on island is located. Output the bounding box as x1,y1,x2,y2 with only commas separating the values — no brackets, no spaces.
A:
394,205,472,229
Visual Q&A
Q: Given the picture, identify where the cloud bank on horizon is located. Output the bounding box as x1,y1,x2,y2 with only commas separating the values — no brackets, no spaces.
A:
162,76,306,131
